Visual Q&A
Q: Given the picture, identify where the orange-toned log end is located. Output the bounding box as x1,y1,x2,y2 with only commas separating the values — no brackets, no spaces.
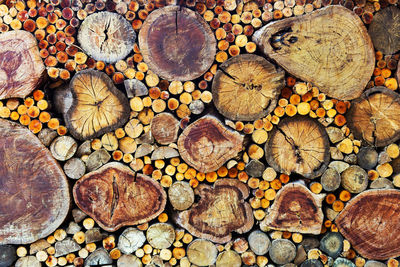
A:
0,118,70,245
261,183,325,234
336,189,400,260
139,6,216,81
177,115,243,173
177,179,254,243
0,30,45,100
73,162,167,232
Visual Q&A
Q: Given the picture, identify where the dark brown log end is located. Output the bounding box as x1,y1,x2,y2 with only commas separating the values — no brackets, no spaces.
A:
73,162,166,231
151,112,180,145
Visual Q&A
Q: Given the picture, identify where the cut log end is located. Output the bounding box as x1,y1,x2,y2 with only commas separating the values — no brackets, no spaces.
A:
151,112,180,145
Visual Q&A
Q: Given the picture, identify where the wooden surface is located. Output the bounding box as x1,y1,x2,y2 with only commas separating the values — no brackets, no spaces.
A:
139,6,216,81
0,30,45,100
63,70,130,140
73,162,166,231
336,189,400,260
265,116,330,179
0,119,70,245
177,116,243,173
177,179,254,243
212,54,285,121
253,5,374,100
151,112,180,145
346,87,400,147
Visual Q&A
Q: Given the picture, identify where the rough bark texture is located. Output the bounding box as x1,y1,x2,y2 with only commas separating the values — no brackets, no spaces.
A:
368,6,400,55
265,116,330,179
212,54,285,121
346,87,400,147
62,70,130,140
73,162,166,231
336,189,400,260
177,116,243,173
261,183,325,234
253,5,374,100
151,112,180,145
177,179,254,243
0,119,70,245
0,30,45,99
139,6,216,81
77,12,136,63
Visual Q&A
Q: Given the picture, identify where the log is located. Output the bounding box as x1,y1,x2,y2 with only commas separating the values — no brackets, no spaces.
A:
177,116,243,173
187,239,218,266
139,6,216,81
73,162,166,231
216,250,242,267
151,112,179,145
269,239,297,265
336,189,400,260
212,54,285,121
265,116,330,179
319,232,344,258
146,223,175,249
253,5,374,100
368,6,400,55
346,87,400,147
248,230,271,256
168,181,194,211
341,165,368,193
77,11,136,63
64,158,86,179
177,179,254,243
0,30,45,99
61,69,130,140
50,136,77,161
0,119,70,245
261,183,325,235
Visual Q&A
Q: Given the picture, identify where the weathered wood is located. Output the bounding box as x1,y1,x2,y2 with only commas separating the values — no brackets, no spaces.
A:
368,6,400,55
253,5,374,100
269,239,297,265
216,250,242,267
177,116,243,173
261,183,325,234
336,189,400,260
50,136,77,161
151,112,179,145
265,116,330,179
62,70,130,140
0,30,45,99
139,6,216,81
341,165,368,193
177,179,254,243
77,11,136,63
187,239,218,266
73,162,166,231
346,87,400,147
248,230,271,256
168,181,194,211
0,119,70,245
320,232,343,258
146,223,175,249
212,54,285,121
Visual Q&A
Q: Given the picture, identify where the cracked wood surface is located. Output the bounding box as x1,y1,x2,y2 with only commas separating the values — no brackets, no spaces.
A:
177,115,243,173
0,119,70,245
253,5,374,100
212,54,285,121
139,6,216,81
265,116,330,179
77,11,136,63
261,183,325,234
62,69,130,140
0,30,45,100
336,189,400,260
346,87,400,147
73,162,166,231
177,179,254,243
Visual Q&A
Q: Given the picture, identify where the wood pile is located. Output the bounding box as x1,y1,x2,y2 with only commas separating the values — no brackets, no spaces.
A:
1,0,400,266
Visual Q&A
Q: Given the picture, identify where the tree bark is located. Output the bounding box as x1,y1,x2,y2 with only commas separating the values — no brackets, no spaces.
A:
253,5,374,100
212,54,285,121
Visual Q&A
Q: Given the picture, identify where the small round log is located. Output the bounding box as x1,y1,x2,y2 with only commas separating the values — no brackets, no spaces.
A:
368,6,400,55
177,115,243,173
151,112,179,145
265,116,330,179
139,6,216,81
341,165,368,193
73,162,167,231
146,223,175,249
62,70,130,140
216,250,242,267
77,12,136,63
253,5,374,100
177,179,254,243
50,136,77,161
0,30,45,100
168,181,194,211
0,119,70,245
63,158,86,179
336,189,400,260
261,183,325,235
357,147,378,170
248,230,271,256
187,239,218,267
319,232,344,258
212,54,285,121
320,168,341,192
269,239,297,265
346,87,400,147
